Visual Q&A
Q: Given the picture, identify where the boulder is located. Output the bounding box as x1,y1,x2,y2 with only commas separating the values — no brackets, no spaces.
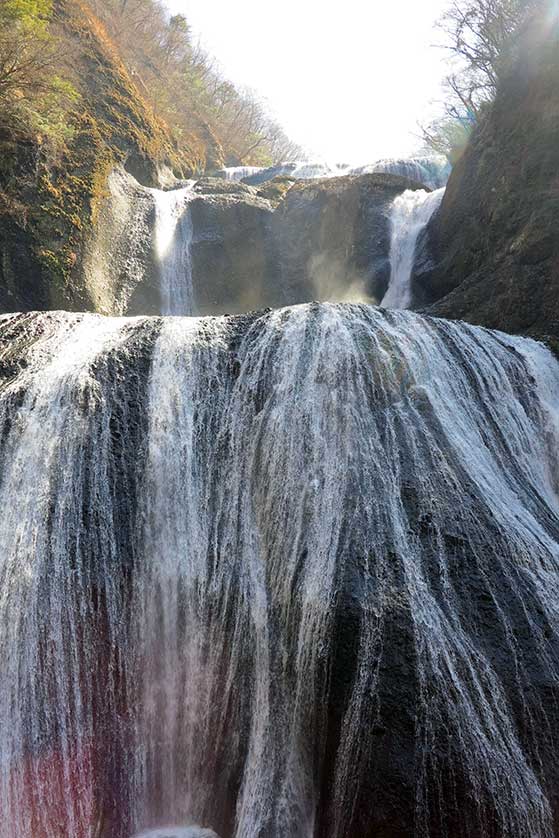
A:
189,192,279,315
192,178,258,197
255,175,296,207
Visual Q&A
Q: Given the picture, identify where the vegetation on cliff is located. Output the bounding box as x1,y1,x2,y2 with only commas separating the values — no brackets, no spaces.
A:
421,0,541,160
0,0,301,312
0,0,78,153
87,0,302,167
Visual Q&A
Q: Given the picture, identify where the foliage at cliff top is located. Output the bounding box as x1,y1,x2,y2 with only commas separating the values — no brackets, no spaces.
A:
0,0,78,150
420,0,541,160
85,0,302,167
0,0,301,170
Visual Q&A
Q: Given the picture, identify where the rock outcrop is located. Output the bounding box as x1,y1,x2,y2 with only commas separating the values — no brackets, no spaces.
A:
415,13,559,346
187,173,425,314
188,179,278,315
271,173,425,306
52,170,423,318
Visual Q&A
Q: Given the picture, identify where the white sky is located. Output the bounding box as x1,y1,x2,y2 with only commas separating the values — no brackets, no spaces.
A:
164,0,451,163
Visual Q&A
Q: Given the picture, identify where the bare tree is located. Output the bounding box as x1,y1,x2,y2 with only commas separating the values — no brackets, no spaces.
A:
438,0,530,117
420,0,535,157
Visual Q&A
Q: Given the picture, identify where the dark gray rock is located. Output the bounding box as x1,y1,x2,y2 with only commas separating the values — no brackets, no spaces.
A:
193,177,259,197
189,192,280,315
270,173,425,305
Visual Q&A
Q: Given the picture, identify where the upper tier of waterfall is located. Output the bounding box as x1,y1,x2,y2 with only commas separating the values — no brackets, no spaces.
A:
0,304,558,838
84,165,437,319
350,156,451,190
223,166,265,182
382,188,445,309
221,155,451,190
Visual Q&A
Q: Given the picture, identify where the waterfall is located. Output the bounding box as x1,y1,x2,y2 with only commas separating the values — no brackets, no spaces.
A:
1,305,559,837
222,166,265,181
382,188,445,309
238,156,451,189
0,312,137,838
153,187,195,316
350,156,451,189
82,168,197,317
288,161,350,179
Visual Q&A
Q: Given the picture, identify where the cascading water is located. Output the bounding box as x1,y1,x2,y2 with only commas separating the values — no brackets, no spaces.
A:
238,156,451,189
82,167,197,317
1,304,559,838
222,166,265,181
382,188,445,309
0,312,137,838
350,156,451,189
152,186,195,316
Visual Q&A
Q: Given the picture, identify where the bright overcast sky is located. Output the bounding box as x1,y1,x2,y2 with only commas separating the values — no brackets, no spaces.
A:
164,0,450,163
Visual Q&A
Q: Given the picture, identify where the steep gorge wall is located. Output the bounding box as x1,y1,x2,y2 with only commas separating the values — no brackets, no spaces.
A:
0,0,219,315
414,12,559,346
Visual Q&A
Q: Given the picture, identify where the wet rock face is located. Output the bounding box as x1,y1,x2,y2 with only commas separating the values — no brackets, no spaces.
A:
83,167,161,316
188,191,279,315
4,307,559,838
270,173,425,305
184,173,423,315
415,13,559,344
0,218,50,314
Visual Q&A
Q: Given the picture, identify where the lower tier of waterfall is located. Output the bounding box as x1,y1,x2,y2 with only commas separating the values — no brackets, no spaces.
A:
0,304,558,838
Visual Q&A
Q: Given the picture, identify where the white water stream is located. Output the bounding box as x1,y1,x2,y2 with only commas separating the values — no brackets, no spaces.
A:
382,188,445,309
153,186,195,316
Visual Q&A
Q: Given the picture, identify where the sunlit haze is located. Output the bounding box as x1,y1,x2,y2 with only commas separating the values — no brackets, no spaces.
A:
164,0,450,162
